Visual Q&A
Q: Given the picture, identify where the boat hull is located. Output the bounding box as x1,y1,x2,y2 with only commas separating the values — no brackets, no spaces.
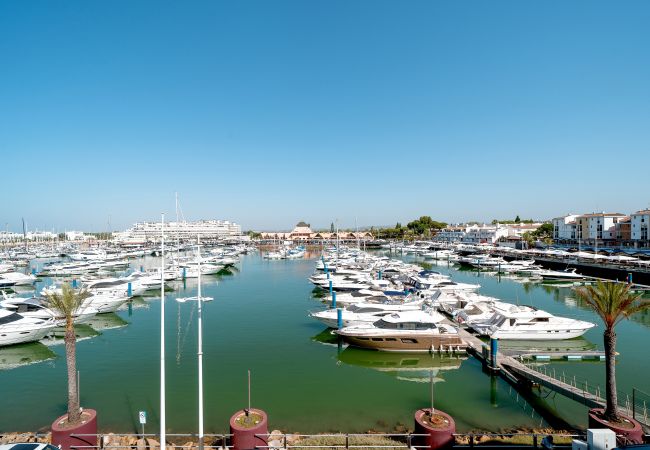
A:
339,333,466,352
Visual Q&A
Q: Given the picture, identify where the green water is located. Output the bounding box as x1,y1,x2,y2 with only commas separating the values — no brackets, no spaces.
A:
1,254,649,433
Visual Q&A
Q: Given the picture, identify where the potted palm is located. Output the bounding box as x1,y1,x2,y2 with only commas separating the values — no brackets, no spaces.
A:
575,281,649,443
43,283,98,450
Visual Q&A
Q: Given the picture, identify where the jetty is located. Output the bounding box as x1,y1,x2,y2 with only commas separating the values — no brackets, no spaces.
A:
450,320,650,431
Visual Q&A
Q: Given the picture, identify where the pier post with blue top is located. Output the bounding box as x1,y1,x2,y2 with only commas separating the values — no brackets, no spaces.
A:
337,308,343,329
329,280,333,297
378,270,382,280
182,267,186,280
72,279,77,288
627,273,633,284
140,265,144,272
489,338,499,372
127,282,132,297
331,291,337,309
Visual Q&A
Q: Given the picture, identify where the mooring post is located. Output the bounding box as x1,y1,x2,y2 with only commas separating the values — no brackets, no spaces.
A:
127,282,132,297
332,291,337,309
490,338,498,370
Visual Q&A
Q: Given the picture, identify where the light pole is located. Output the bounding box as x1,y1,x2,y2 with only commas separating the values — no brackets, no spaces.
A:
160,213,166,448
176,237,213,450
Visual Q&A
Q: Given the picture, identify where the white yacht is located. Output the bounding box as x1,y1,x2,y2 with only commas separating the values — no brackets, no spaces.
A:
469,304,595,340
176,263,224,278
0,272,37,286
309,302,439,328
41,286,128,314
538,268,587,281
0,296,98,325
335,310,467,352
0,309,57,347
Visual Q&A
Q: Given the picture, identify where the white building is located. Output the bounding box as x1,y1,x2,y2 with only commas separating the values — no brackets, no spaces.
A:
0,231,57,241
631,209,650,244
575,213,626,242
552,214,578,242
115,219,243,244
0,231,23,242
65,231,88,241
461,224,509,244
433,227,469,243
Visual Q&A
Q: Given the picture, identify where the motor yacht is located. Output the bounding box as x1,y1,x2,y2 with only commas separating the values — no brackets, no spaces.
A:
0,309,57,347
0,296,98,325
469,304,595,340
0,272,37,286
335,310,467,352
538,268,587,281
309,302,439,328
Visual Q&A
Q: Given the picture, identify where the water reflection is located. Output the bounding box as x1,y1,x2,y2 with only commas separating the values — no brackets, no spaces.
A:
337,347,465,383
85,313,129,331
311,328,339,346
0,342,57,370
42,324,100,346
499,337,596,354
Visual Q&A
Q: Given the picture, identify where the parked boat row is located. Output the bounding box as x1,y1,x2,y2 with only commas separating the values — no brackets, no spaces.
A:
0,243,253,348
307,247,596,353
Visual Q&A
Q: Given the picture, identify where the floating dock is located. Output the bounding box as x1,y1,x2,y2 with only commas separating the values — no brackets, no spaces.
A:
448,319,650,432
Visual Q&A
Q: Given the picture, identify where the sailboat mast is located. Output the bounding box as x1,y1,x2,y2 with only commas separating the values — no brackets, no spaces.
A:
160,213,166,446
22,218,27,251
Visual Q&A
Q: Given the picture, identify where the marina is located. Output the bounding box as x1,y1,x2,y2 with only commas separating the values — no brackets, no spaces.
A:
4,2,650,447
1,243,648,435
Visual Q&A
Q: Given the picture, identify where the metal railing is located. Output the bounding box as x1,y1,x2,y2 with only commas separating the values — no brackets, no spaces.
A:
519,362,650,425
0,432,595,450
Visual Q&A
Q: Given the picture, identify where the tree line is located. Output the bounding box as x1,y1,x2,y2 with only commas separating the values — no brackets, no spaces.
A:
372,216,448,240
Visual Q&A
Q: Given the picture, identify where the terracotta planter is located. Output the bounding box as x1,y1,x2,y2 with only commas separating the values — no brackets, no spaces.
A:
413,408,456,450
52,408,98,450
588,408,643,444
229,408,268,450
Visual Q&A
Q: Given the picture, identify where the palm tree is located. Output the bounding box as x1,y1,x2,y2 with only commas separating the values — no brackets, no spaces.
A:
575,281,649,422
43,283,91,425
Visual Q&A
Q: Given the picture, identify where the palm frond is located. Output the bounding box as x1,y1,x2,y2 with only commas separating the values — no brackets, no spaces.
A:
575,281,644,329
43,283,92,319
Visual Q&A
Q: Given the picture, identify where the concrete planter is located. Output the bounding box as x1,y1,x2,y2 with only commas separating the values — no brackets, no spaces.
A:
588,408,644,444
413,408,455,450
229,408,268,450
51,408,98,450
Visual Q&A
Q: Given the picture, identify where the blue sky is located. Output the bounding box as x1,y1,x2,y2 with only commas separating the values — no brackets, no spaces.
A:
1,1,649,232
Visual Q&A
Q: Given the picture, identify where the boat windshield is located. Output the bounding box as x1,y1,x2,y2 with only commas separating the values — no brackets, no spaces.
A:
0,312,23,325
375,319,435,330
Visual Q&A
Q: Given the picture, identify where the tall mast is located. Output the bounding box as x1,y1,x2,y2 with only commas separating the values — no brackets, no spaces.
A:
197,235,204,450
22,218,27,251
175,192,180,248
160,213,166,447
336,219,339,262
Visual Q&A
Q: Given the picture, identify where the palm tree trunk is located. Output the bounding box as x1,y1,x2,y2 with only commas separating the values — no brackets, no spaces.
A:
65,319,81,424
604,327,619,421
